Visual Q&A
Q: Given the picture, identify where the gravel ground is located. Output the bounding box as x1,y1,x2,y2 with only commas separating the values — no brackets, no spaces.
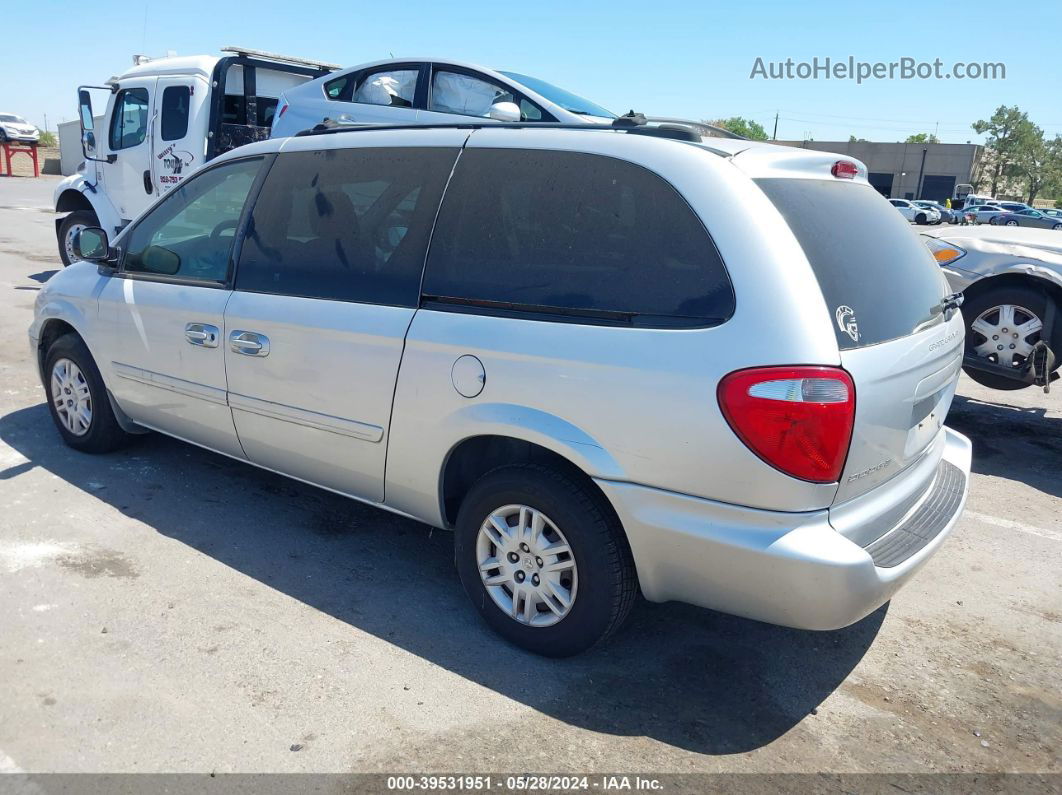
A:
0,177,1059,786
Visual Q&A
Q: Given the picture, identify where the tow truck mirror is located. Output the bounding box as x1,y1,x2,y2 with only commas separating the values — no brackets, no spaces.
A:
78,86,117,163
74,227,109,261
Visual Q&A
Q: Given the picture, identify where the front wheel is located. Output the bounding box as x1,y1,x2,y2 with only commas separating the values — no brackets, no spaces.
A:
961,286,1059,390
915,212,928,225
454,464,637,657
44,334,132,452
58,210,100,267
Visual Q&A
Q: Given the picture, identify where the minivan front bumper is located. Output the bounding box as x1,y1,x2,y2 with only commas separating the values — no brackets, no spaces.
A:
596,427,972,631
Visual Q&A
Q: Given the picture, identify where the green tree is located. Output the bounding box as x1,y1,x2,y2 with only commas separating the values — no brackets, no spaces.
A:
710,117,769,141
973,106,1041,197
905,133,940,144
849,135,868,143
1014,133,1060,204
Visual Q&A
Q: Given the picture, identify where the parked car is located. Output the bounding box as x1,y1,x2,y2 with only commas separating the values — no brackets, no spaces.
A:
890,198,940,224
996,201,1033,213
914,200,958,224
271,58,616,138
989,209,1062,230
923,225,1062,389
31,124,971,656
1039,208,1062,219
967,204,1008,225
0,112,40,143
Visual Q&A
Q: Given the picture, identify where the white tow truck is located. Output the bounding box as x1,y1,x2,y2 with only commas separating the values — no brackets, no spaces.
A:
53,47,337,264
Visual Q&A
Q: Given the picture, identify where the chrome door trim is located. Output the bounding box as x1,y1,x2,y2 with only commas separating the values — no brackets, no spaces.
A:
228,392,385,443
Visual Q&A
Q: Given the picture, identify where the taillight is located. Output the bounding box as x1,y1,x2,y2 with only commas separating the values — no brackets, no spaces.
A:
831,160,858,179
718,366,855,483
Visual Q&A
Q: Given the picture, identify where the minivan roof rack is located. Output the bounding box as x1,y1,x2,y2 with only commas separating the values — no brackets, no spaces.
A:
296,120,704,142
221,46,339,71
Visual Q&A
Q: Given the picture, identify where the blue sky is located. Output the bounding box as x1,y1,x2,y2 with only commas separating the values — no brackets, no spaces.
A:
3,0,1060,143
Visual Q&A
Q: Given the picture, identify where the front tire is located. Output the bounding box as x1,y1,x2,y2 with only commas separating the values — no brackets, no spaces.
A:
44,334,131,452
961,286,1059,390
915,212,927,225
58,210,100,267
454,464,637,657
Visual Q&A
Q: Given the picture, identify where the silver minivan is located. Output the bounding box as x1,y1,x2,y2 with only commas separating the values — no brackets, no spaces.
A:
30,124,972,656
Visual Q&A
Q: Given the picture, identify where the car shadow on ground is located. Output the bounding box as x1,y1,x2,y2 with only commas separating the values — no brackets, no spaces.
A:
1,403,885,755
947,393,1062,500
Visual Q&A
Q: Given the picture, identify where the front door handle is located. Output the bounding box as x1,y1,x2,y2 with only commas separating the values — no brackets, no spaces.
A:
229,330,270,357
185,323,219,348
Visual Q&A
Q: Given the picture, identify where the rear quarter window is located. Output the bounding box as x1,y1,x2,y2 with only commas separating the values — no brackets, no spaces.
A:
756,178,947,349
423,148,735,327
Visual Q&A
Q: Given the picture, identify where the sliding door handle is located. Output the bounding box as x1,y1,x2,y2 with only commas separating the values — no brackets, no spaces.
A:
229,330,270,357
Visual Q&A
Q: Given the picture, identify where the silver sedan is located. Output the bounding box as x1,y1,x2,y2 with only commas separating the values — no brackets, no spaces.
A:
990,209,1062,230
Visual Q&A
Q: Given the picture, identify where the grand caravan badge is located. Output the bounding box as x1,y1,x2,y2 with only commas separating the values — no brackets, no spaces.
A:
835,305,860,342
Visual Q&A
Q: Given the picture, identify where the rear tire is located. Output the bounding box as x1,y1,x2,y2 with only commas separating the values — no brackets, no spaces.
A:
961,286,1059,390
454,463,637,657
58,210,99,267
44,333,131,453
1005,219,1019,226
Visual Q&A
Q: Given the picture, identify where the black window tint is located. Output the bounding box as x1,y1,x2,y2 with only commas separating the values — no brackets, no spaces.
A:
756,179,947,349
160,86,190,141
109,88,149,151
236,147,458,306
423,149,734,327
124,158,262,283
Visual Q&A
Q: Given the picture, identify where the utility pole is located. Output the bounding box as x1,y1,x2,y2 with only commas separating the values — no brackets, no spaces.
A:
772,111,779,140
916,147,928,200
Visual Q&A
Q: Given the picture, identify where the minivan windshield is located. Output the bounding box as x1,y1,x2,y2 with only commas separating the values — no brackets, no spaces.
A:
499,72,615,118
757,178,948,350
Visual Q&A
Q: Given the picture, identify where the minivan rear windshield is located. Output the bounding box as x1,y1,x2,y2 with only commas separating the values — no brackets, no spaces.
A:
756,178,947,350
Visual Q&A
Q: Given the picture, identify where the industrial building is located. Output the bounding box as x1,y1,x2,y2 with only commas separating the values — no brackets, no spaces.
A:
778,139,984,202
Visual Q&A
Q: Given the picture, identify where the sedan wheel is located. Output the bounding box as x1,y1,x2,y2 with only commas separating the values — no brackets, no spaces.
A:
477,504,578,627
1005,219,1019,226
970,304,1042,370
50,358,93,436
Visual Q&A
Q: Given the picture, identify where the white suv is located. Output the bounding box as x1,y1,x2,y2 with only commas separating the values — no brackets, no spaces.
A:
31,123,971,656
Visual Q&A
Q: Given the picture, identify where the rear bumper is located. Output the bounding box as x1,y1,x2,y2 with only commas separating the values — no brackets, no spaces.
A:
597,427,972,630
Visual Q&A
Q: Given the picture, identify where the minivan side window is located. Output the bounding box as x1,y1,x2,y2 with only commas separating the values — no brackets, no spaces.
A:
123,157,262,283
160,86,190,141
422,149,735,327
109,88,150,151
235,147,459,307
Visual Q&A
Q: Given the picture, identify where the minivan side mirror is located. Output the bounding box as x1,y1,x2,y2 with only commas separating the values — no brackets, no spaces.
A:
74,227,111,261
488,101,522,123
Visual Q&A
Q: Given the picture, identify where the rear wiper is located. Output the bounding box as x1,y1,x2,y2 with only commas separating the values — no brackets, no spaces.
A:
931,292,964,319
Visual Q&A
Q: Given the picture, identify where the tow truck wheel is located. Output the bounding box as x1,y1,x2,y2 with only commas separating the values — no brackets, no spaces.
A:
961,286,1059,390
58,210,100,267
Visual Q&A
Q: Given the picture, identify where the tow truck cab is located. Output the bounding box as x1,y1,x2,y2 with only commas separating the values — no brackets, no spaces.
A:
53,47,336,265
